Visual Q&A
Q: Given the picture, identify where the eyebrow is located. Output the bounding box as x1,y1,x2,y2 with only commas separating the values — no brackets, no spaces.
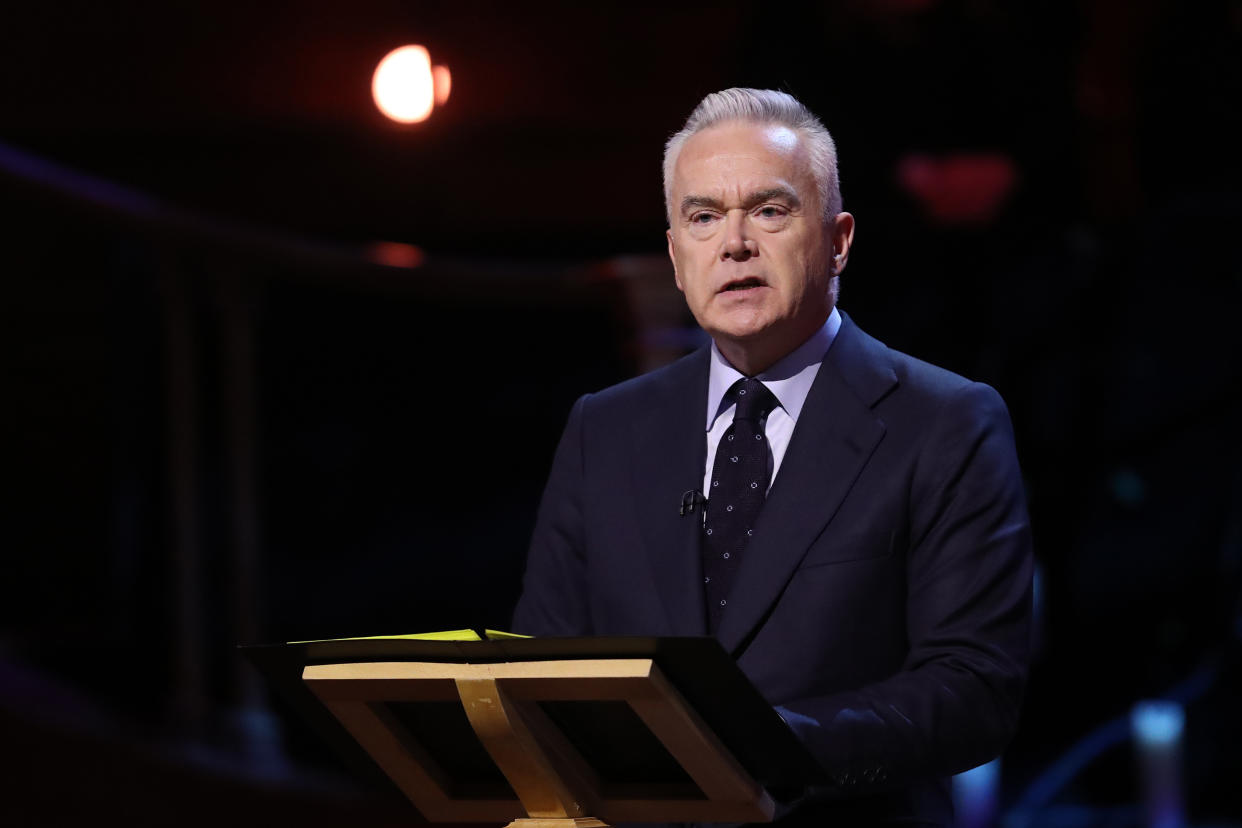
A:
679,186,802,216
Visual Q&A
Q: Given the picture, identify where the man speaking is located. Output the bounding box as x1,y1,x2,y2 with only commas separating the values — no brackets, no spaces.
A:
513,88,1033,827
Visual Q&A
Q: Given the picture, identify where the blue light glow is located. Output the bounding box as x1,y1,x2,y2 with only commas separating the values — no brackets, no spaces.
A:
1131,700,1184,747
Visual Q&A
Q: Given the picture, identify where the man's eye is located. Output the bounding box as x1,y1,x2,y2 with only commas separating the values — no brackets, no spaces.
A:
756,205,786,219
691,213,716,224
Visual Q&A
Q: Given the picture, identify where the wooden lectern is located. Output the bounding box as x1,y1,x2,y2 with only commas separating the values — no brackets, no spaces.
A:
243,636,825,828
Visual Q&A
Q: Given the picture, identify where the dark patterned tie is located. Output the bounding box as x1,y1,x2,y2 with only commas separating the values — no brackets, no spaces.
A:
702,377,777,633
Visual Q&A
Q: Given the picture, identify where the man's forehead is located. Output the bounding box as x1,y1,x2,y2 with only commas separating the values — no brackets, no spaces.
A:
680,121,803,164
759,124,800,152
673,122,811,197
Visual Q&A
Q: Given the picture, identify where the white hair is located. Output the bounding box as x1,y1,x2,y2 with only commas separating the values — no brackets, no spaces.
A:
662,88,842,224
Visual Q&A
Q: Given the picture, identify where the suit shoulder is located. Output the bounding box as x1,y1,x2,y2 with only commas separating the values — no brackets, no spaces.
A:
886,347,975,398
846,320,1008,419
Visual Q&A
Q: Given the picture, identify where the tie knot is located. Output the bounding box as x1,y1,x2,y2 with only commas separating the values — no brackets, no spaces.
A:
731,378,776,421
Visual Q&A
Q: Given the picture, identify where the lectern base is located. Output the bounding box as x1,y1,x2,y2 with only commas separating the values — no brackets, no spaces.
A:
505,818,609,828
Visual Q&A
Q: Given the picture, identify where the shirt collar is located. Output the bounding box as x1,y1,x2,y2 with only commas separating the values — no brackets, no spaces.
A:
705,306,841,430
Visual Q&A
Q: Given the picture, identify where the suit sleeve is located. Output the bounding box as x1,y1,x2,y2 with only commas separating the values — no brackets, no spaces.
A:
511,394,595,636
779,381,1034,792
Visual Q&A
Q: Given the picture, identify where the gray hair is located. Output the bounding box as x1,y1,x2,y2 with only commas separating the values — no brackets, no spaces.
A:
662,88,842,224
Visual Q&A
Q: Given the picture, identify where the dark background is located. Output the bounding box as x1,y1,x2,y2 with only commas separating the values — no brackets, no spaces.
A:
3,1,1241,825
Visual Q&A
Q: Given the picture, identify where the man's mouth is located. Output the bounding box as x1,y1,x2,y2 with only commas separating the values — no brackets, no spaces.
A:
721,277,765,292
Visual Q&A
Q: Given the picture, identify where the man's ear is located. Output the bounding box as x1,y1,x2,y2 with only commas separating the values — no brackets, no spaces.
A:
667,228,685,293
830,211,856,275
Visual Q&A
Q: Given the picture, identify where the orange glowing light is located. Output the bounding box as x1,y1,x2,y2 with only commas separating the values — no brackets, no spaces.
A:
433,65,451,106
373,45,435,124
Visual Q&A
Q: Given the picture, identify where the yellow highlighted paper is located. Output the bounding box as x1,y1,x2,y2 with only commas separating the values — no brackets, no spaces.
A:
290,629,528,644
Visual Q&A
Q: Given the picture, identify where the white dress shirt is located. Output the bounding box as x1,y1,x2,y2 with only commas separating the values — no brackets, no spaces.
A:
702,306,842,496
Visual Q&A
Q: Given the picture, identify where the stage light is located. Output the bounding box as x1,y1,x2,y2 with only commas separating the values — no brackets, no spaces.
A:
366,241,425,269
1133,700,1183,747
1132,700,1186,828
373,45,437,124
952,758,1000,828
433,64,451,106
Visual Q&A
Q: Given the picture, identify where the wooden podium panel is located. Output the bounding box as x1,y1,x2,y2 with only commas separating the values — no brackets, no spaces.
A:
243,636,827,825
305,659,771,823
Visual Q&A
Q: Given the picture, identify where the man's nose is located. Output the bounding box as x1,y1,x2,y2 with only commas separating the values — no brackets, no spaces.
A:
721,211,757,261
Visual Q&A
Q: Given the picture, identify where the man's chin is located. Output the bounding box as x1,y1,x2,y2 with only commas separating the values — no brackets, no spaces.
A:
701,311,777,343
706,326,772,349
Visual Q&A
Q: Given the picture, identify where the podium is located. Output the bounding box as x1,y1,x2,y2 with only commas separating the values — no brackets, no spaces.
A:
243,636,826,827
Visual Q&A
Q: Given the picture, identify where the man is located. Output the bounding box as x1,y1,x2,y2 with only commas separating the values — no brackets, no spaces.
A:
513,88,1033,827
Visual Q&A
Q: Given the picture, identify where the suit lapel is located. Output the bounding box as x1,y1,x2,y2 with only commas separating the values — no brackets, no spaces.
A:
716,314,898,654
631,348,711,636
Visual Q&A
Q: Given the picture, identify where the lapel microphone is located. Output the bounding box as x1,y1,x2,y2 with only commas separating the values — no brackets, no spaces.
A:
679,490,708,527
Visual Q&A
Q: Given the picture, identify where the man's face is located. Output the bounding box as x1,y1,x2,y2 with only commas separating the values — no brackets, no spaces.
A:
666,121,852,374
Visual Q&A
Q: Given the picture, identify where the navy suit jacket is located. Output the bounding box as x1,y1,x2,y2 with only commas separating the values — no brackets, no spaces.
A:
512,312,1033,827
